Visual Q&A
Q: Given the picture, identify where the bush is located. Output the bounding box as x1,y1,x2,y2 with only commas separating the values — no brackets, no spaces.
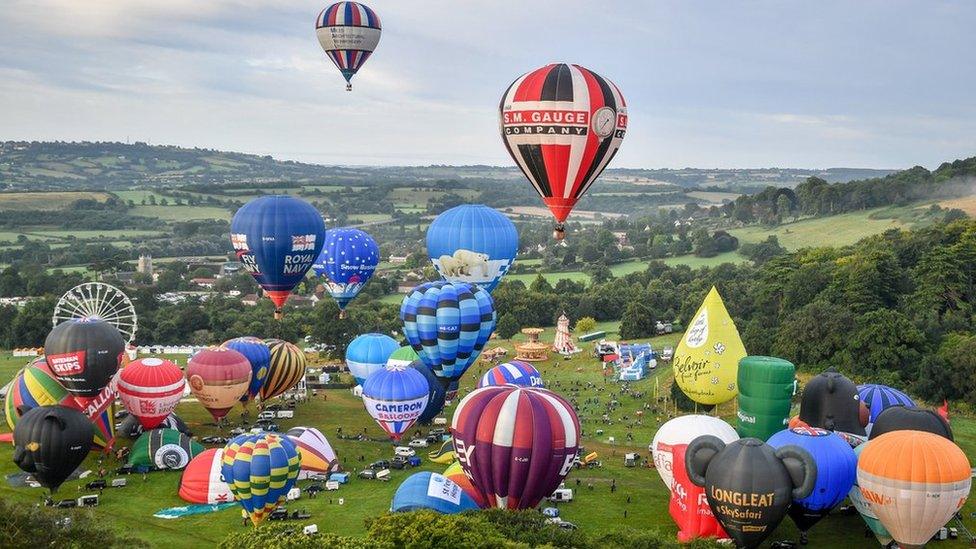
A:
0,498,149,549
574,316,597,334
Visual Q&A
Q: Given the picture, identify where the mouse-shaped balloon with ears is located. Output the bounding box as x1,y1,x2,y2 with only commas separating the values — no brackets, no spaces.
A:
686,436,817,549
798,369,867,436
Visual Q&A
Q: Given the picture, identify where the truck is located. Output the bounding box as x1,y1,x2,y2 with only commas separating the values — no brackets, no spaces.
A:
548,488,573,502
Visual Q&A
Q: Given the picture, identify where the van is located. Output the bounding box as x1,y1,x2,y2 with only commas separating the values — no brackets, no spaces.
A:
303,524,319,536
286,487,301,501
277,410,294,419
111,478,127,488
77,495,99,507
325,481,340,491
433,417,447,426
548,488,573,502
257,411,276,421
375,469,391,481
394,446,416,458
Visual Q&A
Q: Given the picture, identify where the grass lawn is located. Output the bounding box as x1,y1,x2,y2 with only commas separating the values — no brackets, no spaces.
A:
729,209,914,251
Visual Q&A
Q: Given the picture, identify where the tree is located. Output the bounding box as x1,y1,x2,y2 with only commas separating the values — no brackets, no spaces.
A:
530,274,553,293
495,313,520,339
574,316,597,334
619,299,656,339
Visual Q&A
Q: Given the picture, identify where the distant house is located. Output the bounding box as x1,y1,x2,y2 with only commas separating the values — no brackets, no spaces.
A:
286,294,315,308
241,294,259,306
190,277,216,289
0,296,37,308
220,262,243,276
389,254,408,265
397,281,420,294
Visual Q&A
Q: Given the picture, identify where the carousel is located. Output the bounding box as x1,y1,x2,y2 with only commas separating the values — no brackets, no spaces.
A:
514,328,549,362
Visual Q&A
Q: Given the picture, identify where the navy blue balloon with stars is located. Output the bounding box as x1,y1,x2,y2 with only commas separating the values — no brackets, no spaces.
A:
312,228,379,316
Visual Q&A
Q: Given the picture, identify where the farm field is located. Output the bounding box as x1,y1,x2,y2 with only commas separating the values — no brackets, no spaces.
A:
729,208,914,250
129,205,230,221
0,191,112,210
0,229,165,244
939,195,976,216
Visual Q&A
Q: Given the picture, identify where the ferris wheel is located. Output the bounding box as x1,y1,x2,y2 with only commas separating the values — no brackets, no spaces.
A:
53,282,138,344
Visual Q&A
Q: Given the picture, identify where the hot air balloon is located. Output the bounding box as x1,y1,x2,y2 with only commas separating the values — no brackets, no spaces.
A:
849,443,892,546
230,196,326,319
443,460,487,508
477,360,544,389
44,318,125,397
737,356,796,440
668,442,729,543
313,227,379,317
868,405,952,440
5,358,115,450
286,426,339,478
117,357,186,431
452,385,580,510
120,413,191,439
650,415,739,492
409,360,447,425
259,339,307,401
346,333,399,386
361,364,430,441
499,63,627,239
686,437,817,549
186,348,252,421
673,287,747,405
12,405,92,492
857,384,915,425
799,369,866,436
426,204,518,292
315,2,381,91
386,345,419,367
857,431,971,549
222,433,301,525
767,427,857,537
221,337,271,404
128,428,204,470
179,448,235,504
401,281,496,385
391,472,480,514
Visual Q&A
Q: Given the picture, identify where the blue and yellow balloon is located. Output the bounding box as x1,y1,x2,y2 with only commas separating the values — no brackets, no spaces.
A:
221,433,300,525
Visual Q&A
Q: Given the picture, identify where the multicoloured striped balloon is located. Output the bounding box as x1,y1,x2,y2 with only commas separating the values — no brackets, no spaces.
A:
857,384,914,424
186,348,251,421
259,339,307,401
221,433,300,525
452,386,580,509
477,360,544,389
222,337,271,404
286,426,339,478
315,2,381,91
400,281,495,384
361,364,429,441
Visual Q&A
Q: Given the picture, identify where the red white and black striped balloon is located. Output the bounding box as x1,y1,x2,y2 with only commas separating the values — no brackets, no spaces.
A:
451,385,580,509
117,357,186,430
499,63,627,239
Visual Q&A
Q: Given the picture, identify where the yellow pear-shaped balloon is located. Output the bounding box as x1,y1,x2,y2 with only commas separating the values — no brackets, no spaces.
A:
673,286,746,405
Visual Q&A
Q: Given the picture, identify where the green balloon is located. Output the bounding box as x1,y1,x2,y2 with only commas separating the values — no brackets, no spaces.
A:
737,356,796,440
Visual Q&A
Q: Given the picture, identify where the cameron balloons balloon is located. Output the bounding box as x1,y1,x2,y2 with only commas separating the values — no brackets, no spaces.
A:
45,318,125,397
259,339,307,401
386,345,419,368
230,196,326,319
120,413,191,439
391,472,480,514
858,431,971,549
650,415,739,492
401,281,496,385
673,287,747,405
849,443,893,546
799,369,866,436
222,433,300,525
737,356,796,440
685,436,817,549
221,337,270,404
669,443,729,543
286,427,339,478
477,360,544,389
426,204,518,292
313,227,379,317
443,461,487,508
857,384,914,424
117,357,185,430
13,405,92,492
767,427,857,533
315,2,381,91
346,333,399,386
452,386,580,510
179,448,234,504
186,348,251,421
128,428,204,470
499,63,627,239
361,364,429,441
869,405,952,440
410,360,447,425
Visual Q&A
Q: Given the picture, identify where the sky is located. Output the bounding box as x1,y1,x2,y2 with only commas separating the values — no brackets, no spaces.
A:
1,1,974,169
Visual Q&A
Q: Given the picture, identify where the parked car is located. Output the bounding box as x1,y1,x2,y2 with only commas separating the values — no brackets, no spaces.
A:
114,409,129,419
358,469,377,480
391,456,409,470
264,404,283,412
307,473,330,482
56,499,77,509
394,446,416,458
111,478,127,488
201,436,228,445
229,427,247,436
425,434,441,445
269,508,289,521
428,428,446,437
369,460,390,470
85,480,106,490
258,411,277,421
115,464,133,475
305,484,324,495
408,438,429,448
253,422,280,432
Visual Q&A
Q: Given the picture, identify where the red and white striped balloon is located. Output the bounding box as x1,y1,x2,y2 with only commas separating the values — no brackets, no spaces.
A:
117,357,186,430
451,385,580,510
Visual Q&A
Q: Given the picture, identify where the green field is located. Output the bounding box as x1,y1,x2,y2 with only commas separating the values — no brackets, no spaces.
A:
730,209,913,250
0,229,165,244
507,253,748,286
129,205,230,221
0,191,112,211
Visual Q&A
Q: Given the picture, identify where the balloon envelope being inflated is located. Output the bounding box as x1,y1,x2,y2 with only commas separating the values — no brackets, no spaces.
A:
673,287,746,405
799,369,866,436
12,405,92,492
426,204,518,293
179,448,234,504
260,339,307,401
186,348,251,421
117,357,186,430
346,333,399,386
44,318,125,397
868,405,952,440
313,227,379,314
650,414,739,492
386,345,419,368
286,426,339,478
737,356,795,440
391,472,480,514
849,443,893,546
129,428,204,470
477,360,544,389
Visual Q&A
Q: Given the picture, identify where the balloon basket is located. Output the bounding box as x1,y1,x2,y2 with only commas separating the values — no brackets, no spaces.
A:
338,310,347,319
274,309,283,320
346,83,352,91
553,224,566,240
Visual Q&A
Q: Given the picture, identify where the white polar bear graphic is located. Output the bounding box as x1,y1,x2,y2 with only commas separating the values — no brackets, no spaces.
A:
438,249,490,278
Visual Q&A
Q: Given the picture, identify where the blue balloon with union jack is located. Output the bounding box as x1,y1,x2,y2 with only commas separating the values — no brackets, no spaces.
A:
315,2,382,91
400,281,496,386
312,228,379,317
477,360,544,389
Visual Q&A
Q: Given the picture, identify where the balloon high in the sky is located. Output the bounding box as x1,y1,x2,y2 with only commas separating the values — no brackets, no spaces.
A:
401,281,496,385
346,333,399,386
426,204,518,292
737,356,796,440
221,337,270,404
222,433,301,525
259,339,307,401
313,227,380,317
186,348,251,421
499,63,627,239
361,364,430,441
117,357,186,431
44,318,125,397
673,287,747,405
230,196,326,319
452,386,580,510
857,384,915,425
477,360,544,389
13,405,92,492
315,2,381,91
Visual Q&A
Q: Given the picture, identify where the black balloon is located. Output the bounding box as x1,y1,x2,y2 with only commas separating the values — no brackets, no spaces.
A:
13,405,92,492
44,319,125,397
869,405,953,440
686,436,817,549
798,369,866,435
119,413,192,439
